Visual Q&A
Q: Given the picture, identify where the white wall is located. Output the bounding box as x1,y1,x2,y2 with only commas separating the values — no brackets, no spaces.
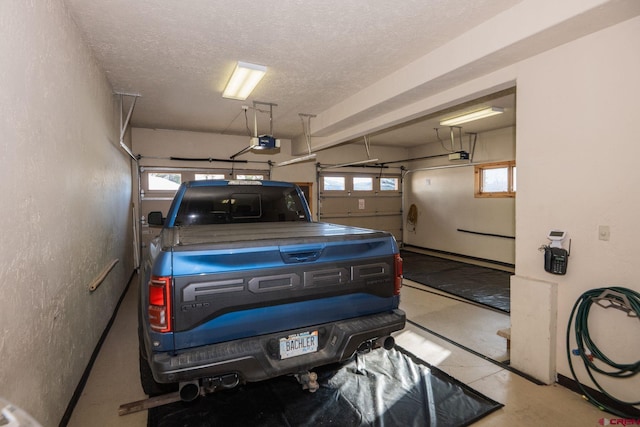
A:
404,127,516,264
513,16,640,397
0,1,132,424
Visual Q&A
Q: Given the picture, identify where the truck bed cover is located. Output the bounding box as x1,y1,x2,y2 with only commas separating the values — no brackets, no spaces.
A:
165,222,391,250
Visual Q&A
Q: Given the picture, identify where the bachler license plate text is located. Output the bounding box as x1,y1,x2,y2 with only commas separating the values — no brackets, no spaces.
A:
279,330,318,359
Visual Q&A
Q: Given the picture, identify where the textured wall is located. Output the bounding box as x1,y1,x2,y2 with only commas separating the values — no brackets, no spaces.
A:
0,1,133,425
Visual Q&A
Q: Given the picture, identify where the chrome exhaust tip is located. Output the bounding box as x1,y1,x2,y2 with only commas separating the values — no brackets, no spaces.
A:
179,380,200,402
220,373,240,389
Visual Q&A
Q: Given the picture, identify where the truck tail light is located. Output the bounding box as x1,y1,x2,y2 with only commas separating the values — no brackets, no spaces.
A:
148,276,172,332
394,253,403,295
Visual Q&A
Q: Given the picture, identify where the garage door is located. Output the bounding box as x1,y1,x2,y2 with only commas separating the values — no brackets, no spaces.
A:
318,172,403,243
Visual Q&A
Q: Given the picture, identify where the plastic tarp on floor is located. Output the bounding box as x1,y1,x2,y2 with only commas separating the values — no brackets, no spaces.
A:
400,250,512,313
148,347,503,427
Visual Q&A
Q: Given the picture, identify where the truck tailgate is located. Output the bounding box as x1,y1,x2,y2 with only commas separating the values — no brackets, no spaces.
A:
167,222,399,351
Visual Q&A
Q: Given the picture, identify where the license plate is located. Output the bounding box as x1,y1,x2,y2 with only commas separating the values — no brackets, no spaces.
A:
279,330,318,360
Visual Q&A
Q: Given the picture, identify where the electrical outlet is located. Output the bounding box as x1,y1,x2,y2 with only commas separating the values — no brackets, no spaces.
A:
598,225,610,241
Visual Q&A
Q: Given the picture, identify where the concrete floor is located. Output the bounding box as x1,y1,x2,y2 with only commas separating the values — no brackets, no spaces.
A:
67,278,606,426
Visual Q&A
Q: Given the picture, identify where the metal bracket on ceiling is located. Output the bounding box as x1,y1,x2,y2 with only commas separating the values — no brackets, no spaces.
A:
252,100,278,137
273,113,318,168
319,135,379,169
115,91,141,160
468,132,478,163
299,113,316,155
363,135,374,159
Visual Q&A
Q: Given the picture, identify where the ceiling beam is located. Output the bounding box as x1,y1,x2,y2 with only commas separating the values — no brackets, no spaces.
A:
294,0,640,154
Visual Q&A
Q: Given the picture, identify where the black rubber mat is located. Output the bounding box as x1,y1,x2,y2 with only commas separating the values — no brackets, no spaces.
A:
148,347,502,427
400,250,512,313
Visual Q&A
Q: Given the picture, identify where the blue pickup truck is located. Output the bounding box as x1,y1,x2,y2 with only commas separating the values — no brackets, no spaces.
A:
139,180,405,401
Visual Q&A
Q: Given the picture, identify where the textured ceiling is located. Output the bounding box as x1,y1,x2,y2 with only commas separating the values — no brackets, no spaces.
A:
64,0,522,145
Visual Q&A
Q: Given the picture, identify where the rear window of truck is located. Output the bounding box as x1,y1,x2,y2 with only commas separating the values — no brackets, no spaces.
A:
174,186,309,226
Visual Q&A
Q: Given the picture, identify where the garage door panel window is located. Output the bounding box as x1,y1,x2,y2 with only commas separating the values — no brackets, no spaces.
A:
323,176,346,191
142,168,270,199
235,174,264,181
195,173,225,180
353,177,373,191
380,177,399,191
321,174,401,193
148,173,181,190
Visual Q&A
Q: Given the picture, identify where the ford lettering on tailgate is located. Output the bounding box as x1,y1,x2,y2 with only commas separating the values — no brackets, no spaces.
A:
183,262,387,300
174,257,393,331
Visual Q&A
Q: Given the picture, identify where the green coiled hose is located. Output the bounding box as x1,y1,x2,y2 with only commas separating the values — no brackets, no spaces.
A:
566,286,640,418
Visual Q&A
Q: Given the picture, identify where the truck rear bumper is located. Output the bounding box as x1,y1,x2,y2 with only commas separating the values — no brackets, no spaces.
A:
150,309,406,384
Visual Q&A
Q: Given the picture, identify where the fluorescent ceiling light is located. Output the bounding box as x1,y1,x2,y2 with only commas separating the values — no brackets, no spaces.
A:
439,107,504,126
222,61,267,100
274,154,317,167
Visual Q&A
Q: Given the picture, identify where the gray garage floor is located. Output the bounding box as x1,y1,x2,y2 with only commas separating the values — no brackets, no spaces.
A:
67,277,605,427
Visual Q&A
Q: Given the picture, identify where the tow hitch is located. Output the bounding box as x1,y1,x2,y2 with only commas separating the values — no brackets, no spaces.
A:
294,371,319,393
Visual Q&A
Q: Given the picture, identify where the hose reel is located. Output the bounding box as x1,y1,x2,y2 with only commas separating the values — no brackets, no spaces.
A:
407,204,418,231
566,286,640,418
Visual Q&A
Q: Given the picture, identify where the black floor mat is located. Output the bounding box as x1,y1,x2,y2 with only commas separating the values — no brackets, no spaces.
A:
148,347,503,427
400,250,512,313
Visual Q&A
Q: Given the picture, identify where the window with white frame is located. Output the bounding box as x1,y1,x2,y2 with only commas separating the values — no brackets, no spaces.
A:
235,174,264,181
321,174,401,193
148,173,181,190
353,177,373,191
323,176,346,191
142,168,269,197
195,173,225,180
380,177,399,191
